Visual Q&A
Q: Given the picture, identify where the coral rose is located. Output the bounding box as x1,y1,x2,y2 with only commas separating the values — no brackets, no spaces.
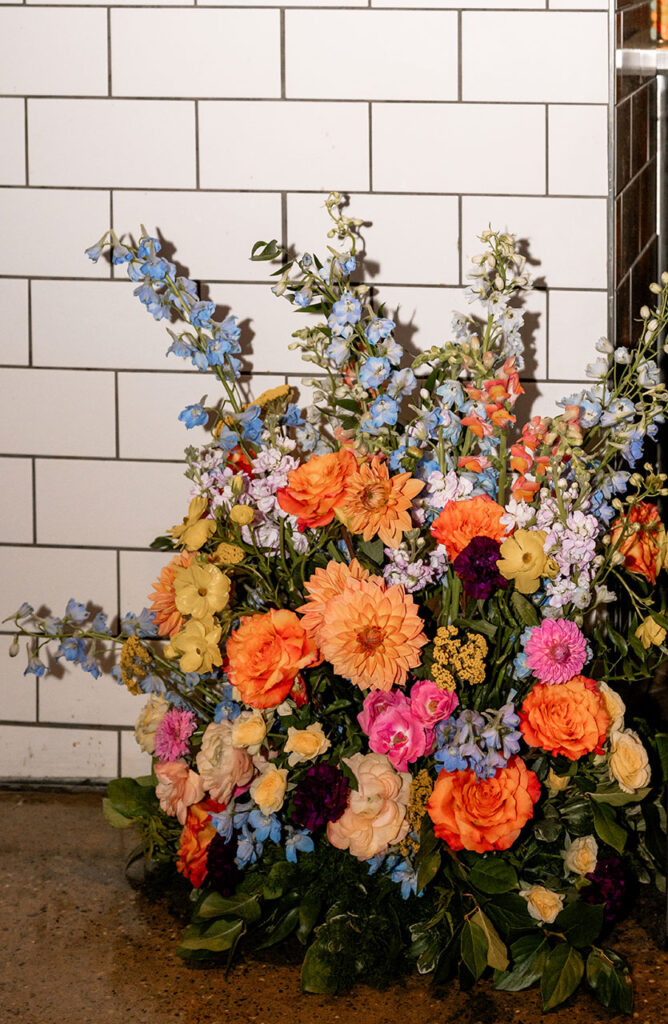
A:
427,756,541,853
196,721,254,804
155,759,205,825
431,495,507,561
298,559,372,643
226,608,319,708
327,752,411,860
176,796,223,888
520,676,610,760
276,448,357,530
610,502,666,585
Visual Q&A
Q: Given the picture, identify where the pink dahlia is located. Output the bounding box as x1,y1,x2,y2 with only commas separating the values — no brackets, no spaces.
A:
525,619,587,685
154,708,198,762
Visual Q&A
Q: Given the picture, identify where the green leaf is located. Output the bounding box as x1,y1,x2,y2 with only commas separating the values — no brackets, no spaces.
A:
494,936,548,992
301,942,338,995
590,784,652,806
469,857,518,894
197,892,261,923
460,918,488,981
606,622,628,657
552,901,604,948
586,948,633,1014
250,239,282,262
178,917,243,955
484,893,534,936
471,909,508,971
655,734,668,783
102,797,134,829
106,777,155,819
540,943,584,1012
454,616,497,639
256,906,300,949
263,860,296,900
149,534,176,551
297,892,322,945
591,799,627,853
511,592,540,628
358,537,385,565
416,849,441,894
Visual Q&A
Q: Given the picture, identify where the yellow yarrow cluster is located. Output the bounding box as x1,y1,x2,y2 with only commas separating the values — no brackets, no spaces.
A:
212,542,244,565
433,625,487,689
400,769,434,857
120,635,153,695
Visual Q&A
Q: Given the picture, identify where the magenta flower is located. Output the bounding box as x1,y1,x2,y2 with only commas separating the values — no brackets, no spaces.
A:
410,679,459,728
358,690,430,772
154,708,198,762
524,619,587,685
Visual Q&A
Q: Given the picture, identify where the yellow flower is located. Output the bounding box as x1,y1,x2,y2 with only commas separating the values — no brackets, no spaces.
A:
173,561,230,620
520,885,564,924
230,504,255,526
212,542,244,566
165,616,222,674
250,765,288,814
608,729,651,793
635,616,666,650
284,723,330,767
497,529,549,594
546,768,570,793
169,496,217,552
251,384,292,410
231,711,268,753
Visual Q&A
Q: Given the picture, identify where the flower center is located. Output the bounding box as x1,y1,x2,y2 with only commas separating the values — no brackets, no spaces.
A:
359,484,389,511
521,551,533,564
357,625,384,651
549,642,570,664
198,588,208,597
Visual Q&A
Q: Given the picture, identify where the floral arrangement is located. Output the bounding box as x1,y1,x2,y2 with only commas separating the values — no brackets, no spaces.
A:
8,194,668,1013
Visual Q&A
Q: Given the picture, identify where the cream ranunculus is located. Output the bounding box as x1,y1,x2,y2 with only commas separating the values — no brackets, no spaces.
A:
250,764,288,814
196,721,254,804
173,561,230,619
598,681,626,734
608,728,651,793
563,835,598,877
521,884,565,924
231,710,268,754
327,752,411,861
134,693,170,754
547,768,570,793
284,723,331,767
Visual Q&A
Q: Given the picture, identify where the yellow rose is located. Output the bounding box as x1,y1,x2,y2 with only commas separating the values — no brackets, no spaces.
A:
562,835,598,877
231,711,268,753
134,693,170,754
173,562,230,619
164,616,222,674
608,729,651,793
598,681,626,734
230,504,255,526
284,723,331,767
547,768,570,793
521,885,564,924
635,617,666,650
497,530,549,594
250,765,288,814
169,496,217,551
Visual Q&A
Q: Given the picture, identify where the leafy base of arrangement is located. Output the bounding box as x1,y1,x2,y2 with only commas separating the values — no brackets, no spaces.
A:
8,194,668,1013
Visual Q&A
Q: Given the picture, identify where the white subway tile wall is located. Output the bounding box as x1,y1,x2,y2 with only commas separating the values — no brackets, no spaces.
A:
0,3,610,779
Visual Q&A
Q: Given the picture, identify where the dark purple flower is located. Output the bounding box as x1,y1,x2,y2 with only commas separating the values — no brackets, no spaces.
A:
291,763,350,832
582,854,629,926
206,834,241,896
452,536,508,599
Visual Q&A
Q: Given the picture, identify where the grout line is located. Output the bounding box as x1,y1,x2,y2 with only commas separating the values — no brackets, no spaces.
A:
117,731,122,778
30,456,36,545
107,7,112,98
457,10,462,103
114,372,120,458
27,279,33,366
35,679,40,723
457,194,463,287
0,95,611,107
281,191,288,256
194,100,200,190
116,549,121,631
23,97,29,185
545,104,549,196
280,8,286,100
0,185,610,198
0,719,154,733
545,286,550,379
368,103,373,192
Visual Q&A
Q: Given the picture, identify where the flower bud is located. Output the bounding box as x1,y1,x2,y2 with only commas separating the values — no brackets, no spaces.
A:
8,635,20,658
649,282,661,293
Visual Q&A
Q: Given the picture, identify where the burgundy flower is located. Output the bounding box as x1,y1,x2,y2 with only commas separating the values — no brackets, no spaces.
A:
453,535,509,599
206,833,241,896
582,854,629,926
291,763,350,832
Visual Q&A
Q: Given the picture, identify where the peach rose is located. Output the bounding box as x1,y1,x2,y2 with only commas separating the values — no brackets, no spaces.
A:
250,764,288,815
276,448,357,530
231,710,268,754
226,608,320,709
521,885,564,924
155,758,205,825
608,728,651,793
284,724,330,767
519,676,610,761
563,835,598,877
427,756,541,853
196,721,254,804
327,752,411,860
176,797,223,888
610,502,666,585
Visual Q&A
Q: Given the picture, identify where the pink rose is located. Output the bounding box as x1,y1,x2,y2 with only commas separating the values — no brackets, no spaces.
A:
357,689,405,734
327,752,410,860
155,759,205,825
358,690,430,772
410,680,459,728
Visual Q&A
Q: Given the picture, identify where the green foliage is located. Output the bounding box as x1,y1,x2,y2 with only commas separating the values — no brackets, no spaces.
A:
586,948,634,1014
469,857,518,894
591,799,628,854
540,943,584,1011
494,934,549,992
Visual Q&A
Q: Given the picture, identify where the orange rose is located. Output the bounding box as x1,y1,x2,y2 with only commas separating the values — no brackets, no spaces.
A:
427,756,541,853
227,608,320,708
276,448,357,529
431,495,507,561
519,676,610,760
610,502,666,585
176,797,223,888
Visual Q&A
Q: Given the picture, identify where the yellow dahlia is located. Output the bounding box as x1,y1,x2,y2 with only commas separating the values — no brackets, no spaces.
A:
173,561,230,620
148,552,195,637
298,558,373,642
318,577,427,692
165,616,223,674
169,496,217,552
340,457,424,548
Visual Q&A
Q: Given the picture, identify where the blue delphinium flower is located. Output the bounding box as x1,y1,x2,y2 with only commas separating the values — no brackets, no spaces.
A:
386,368,416,399
331,291,362,327
285,827,315,863
326,337,350,366
189,300,216,328
294,287,312,308
282,404,305,428
91,612,111,635
112,244,132,265
362,395,399,433
24,652,47,678
248,810,282,844
16,602,34,618
388,445,407,471
436,381,465,409
65,599,88,624
120,608,158,637
359,356,391,389
237,405,263,444
376,336,403,365
56,637,87,664
85,241,104,263
166,336,194,361
81,657,101,679
391,859,421,900
365,318,395,344
178,403,208,429
599,398,635,428
140,255,176,282
210,810,234,842
137,235,161,259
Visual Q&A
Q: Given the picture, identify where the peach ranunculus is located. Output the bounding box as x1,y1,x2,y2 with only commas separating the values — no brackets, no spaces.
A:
318,576,427,692
155,758,205,825
276,448,357,530
327,752,411,860
610,502,667,585
519,676,610,761
431,495,508,561
340,457,425,548
298,558,372,643
196,721,254,804
427,756,541,853
226,608,320,709
148,552,195,637
176,796,223,888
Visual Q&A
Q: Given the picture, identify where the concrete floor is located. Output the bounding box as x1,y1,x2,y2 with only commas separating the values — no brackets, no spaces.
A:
1,789,666,1024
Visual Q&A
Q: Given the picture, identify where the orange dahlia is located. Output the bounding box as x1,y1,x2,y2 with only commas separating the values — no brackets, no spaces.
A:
276,448,357,530
318,577,427,692
148,552,195,637
340,457,424,549
431,495,507,561
298,558,373,642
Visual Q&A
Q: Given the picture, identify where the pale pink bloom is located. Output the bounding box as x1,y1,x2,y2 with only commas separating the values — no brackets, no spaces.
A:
327,752,410,860
154,759,204,825
525,618,587,685
410,680,459,728
196,721,254,804
154,708,197,762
